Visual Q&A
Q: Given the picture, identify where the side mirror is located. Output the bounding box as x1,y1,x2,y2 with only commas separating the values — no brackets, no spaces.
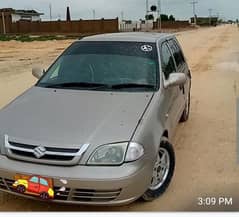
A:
164,73,187,88
32,67,45,79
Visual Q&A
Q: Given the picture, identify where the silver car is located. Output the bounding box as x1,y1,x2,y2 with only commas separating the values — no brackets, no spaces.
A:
0,32,191,205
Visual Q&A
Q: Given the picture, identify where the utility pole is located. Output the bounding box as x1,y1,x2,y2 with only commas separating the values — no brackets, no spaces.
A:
93,9,96,20
190,1,198,25
49,3,52,21
208,8,212,26
121,11,124,21
145,0,149,30
216,12,220,25
57,14,61,21
146,0,149,16
1,12,6,35
157,0,162,32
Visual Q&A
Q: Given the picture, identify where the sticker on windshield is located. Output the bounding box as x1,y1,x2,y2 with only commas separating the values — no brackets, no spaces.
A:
141,45,153,52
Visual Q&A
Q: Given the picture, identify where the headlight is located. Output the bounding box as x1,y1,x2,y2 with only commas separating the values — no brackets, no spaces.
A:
125,142,144,162
13,181,19,186
87,142,144,165
88,143,127,165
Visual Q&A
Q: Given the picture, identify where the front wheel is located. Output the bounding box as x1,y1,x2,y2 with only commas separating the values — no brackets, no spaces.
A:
16,185,26,194
142,139,175,201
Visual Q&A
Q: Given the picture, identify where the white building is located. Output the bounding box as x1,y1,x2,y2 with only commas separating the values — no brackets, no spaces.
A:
119,20,154,32
140,20,154,31
11,9,44,22
0,8,44,23
120,20,140,32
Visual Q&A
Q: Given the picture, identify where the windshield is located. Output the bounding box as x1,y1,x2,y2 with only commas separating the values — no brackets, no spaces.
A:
37,41,159,92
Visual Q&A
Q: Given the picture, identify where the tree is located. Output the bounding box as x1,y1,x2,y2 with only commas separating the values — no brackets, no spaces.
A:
169,15,176,21
150,5,157,12
145,14,154,20
160,14,169,21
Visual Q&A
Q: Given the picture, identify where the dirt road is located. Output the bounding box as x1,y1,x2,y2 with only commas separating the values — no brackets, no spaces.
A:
0,25,239,211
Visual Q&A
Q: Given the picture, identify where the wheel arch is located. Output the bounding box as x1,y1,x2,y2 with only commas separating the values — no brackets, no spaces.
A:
162,130,169,139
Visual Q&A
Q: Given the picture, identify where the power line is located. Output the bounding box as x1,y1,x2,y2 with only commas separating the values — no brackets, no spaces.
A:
49,3,52,21
157,0,162,32
190,1,198,15
121,11,124,21
92,9,96,19
190,0,198,24
146,0,149,14
208,8,213,25
208,8,213,17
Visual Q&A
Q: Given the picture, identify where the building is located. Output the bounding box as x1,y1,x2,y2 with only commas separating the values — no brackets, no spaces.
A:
119,20,153,32
0,8,44,23
120,20,140,32
190,16,218,26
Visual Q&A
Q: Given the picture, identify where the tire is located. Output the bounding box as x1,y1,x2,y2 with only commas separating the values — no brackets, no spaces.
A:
40,192,49,200
142,138,175,201
180,92,190,123
16,185,26,194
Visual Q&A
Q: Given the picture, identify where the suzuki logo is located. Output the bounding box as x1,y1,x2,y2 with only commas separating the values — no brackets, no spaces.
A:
141,45,153,52
33,146,46,159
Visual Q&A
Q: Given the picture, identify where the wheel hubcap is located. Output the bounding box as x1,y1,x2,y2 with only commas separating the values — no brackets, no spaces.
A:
149,147,170,190
17,185,25,193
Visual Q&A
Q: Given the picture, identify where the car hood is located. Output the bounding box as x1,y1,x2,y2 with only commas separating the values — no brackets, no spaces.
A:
0,86,153,149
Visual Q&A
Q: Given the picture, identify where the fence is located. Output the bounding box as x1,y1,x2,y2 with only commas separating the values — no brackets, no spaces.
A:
153,21,190,29
0,18,119,35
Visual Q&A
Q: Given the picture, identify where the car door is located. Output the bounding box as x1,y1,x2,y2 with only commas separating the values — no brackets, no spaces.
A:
28,176,40,193
39,178,49,193
175,38,192,98
159,41,179,135
167,39,188,122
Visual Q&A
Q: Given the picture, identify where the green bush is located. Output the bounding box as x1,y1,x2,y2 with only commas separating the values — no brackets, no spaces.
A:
0,35,78,42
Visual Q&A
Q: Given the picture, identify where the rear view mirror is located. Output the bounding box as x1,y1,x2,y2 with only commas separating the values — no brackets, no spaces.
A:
32,67,45,79
164,73,186,88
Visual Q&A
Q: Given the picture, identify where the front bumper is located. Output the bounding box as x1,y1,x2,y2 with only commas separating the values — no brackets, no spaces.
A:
0,155,153,206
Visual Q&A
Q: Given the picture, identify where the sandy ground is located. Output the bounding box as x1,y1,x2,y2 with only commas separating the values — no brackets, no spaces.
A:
0,25,239,211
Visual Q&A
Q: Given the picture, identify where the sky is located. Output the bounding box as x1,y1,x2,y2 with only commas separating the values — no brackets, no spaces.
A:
0,0,238,21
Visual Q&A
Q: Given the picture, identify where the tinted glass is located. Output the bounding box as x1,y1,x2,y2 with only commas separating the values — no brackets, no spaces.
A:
168,39,185,68
38,41,159,92
161,43,176,79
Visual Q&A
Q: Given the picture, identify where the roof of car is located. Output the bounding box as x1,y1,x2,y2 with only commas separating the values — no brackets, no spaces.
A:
80,32,173,43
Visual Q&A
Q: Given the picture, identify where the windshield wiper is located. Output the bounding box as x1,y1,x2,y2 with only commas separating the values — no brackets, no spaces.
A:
40,82,155,91
111,83,155,90
42,82,110,89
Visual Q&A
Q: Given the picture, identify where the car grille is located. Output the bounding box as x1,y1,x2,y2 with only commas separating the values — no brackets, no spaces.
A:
0,178,14,191
0,178,7,190
0,177,121,203
10,147,75,161
54,186,71,200
4,135,89,166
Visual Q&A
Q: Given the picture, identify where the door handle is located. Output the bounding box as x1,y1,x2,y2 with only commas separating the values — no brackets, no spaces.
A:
179,84,185,94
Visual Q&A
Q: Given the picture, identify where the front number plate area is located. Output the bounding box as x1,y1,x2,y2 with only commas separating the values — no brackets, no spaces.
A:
12,174,54,200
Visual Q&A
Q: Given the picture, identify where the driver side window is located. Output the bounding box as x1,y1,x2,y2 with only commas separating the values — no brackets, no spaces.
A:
160,42,176,80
